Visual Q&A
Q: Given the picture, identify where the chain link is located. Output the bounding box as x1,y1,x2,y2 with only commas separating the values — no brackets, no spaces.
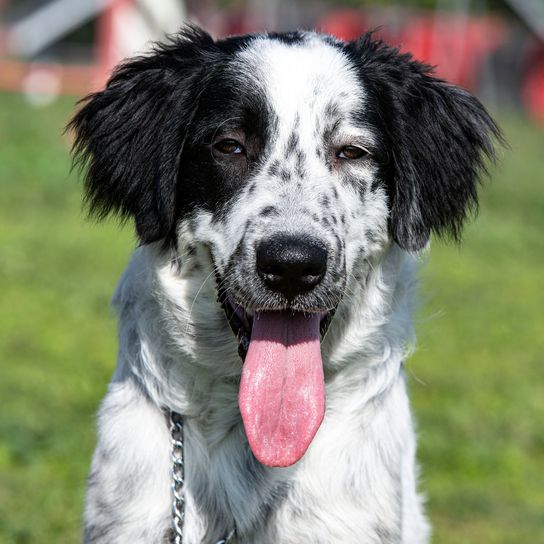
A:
170,411,185,544
169,412,236,544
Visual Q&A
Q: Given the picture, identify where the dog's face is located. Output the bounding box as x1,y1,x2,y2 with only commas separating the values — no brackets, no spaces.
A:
181,36,390,337
70,27,500,466
70,25,499,339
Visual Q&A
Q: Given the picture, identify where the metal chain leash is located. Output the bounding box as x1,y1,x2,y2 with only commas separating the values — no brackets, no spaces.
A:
169,411,236,544
170,411,186,544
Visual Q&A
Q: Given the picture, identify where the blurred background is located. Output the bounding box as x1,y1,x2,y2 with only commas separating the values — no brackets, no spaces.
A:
0,0,542,542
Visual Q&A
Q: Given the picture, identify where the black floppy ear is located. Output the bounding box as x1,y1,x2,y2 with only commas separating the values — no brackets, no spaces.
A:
68,25,214,244
351,35,503,252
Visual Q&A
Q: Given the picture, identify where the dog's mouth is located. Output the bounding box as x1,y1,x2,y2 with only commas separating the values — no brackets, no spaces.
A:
218,292,335,361
217,283,336,468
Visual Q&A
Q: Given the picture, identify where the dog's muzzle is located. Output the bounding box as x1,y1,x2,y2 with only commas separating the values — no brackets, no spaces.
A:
216,234,338,469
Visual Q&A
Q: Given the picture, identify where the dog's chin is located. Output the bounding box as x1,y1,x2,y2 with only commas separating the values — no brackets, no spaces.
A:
216,286,337,361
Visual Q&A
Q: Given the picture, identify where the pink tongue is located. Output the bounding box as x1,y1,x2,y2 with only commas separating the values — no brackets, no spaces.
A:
238,311,325,467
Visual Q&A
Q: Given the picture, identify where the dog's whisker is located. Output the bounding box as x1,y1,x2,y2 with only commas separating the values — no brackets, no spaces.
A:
183,268,217,335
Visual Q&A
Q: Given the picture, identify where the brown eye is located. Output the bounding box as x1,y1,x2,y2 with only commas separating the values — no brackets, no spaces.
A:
213,139,245,155
337,145,368,160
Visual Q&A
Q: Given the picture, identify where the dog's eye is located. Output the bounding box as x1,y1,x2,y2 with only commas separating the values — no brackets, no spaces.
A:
337,145,368,160
213,139,245,155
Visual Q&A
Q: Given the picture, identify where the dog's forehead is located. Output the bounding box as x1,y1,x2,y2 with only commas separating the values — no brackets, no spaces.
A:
234,36,364,124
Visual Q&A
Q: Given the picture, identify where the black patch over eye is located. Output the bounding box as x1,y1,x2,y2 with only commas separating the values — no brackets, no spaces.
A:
337,145,368,160
213,139,245,155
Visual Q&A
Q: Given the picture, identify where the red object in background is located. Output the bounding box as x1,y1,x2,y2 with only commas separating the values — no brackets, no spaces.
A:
316,9,367,42
522,45,544,123
317,9,544,124
94,0,134,91
390,15,505,90
320,10,506,92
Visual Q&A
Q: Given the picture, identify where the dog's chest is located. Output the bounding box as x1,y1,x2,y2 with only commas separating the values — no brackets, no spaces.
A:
179,393,405,544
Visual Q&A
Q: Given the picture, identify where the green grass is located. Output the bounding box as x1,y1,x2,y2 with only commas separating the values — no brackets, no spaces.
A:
0,93,133,543
412,117,544,542
0,92,543,542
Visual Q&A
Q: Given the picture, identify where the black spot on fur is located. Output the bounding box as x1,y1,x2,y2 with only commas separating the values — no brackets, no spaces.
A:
280,168,292,182
319,194,331,208
266,31,307,46
322,119,341,145
181,52,276,225
333,234,343,254
369,178,382,194
260,206,279,217
244,219,252,235
285,131,300,156
296,149,306,165
365,229,378,244
374,521,401,543
324,101,340,120
267,160,281,177
294,150,306,179
84,523,117,542
247,182,257,196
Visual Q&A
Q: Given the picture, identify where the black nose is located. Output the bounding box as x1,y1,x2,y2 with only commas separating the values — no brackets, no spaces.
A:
256,235,328,299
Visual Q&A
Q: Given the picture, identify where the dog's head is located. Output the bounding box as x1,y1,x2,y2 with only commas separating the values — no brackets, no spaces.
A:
70,26,500,467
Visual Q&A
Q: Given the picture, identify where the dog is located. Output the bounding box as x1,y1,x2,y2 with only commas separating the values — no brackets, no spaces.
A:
69,25,501,543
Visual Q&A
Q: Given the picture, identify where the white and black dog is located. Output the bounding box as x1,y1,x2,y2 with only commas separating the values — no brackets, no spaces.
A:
70,26,501,543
